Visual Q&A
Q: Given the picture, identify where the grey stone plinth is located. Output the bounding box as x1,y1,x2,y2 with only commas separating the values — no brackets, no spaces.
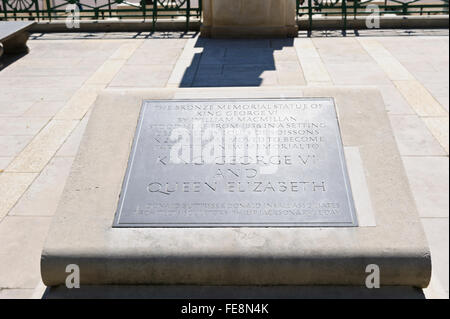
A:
40,87,431,288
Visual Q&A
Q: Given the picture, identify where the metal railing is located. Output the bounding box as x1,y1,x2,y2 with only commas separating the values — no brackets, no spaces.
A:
1,0,448,34
297,0,449,34
0,0,202,31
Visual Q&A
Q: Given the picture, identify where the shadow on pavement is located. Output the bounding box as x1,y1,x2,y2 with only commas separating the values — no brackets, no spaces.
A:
180,37,295,87
0,51,28,71
44,285,426,299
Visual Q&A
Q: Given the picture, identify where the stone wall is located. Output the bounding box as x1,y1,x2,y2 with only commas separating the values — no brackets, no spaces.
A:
201,0,298,38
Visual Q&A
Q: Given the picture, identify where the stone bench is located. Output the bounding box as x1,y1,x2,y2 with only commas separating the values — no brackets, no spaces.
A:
0,21,35,58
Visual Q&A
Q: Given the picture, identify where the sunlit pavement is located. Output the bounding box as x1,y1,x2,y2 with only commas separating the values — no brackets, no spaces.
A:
0,29,448,299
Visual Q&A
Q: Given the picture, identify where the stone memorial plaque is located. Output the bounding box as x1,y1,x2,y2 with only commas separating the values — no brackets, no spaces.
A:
114,98,358,227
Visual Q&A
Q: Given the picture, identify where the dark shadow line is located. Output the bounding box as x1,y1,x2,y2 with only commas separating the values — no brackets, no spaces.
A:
0,51,29,71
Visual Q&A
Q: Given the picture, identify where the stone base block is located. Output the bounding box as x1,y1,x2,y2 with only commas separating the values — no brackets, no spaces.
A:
201,0,298,38
40,87,431,288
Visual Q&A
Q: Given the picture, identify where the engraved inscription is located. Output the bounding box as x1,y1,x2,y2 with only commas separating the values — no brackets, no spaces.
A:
114,98,358,227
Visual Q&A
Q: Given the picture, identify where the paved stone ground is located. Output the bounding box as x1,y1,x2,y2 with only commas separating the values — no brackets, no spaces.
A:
0,29,448,299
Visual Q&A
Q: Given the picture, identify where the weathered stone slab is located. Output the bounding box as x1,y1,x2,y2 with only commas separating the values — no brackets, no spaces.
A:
41,87,431,288
0,21,34,42
114,98,357,227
